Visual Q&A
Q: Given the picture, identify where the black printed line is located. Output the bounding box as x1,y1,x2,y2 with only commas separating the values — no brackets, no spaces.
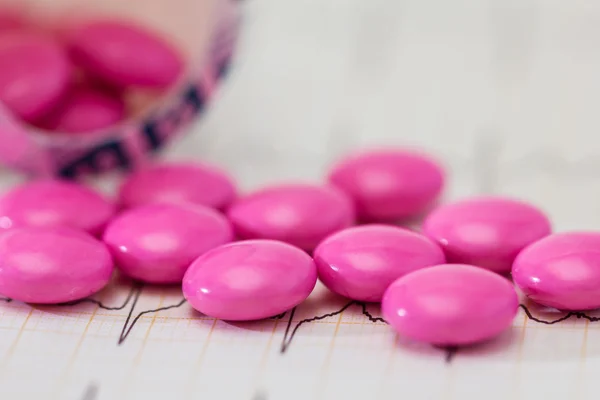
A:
116,286,143,345
270,312,287,320
117,297,187,345
443,346,458,363
1,284,188,345
280,301,386,353
81,383,99,400
279,302,464,364
56,284,141,310
519,304,600,324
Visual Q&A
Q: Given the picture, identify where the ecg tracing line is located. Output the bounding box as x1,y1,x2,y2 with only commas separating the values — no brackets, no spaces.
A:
278,300,465,363
0,286,191,345
443,346,458,363
57,284,142,311
5,284,600,358
519,304,600,324
117,294,187,345
279,301,385,354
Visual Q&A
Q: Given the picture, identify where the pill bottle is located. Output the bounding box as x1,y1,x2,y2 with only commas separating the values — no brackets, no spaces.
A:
0,0,240,179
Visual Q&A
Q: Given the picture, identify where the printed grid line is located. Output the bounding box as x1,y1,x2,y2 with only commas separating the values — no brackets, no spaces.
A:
576,321,590,400
119,292,166,398
1,308,33,368
53,303,100,396
0,285,598,399
184,317,218,394
315,308,345,400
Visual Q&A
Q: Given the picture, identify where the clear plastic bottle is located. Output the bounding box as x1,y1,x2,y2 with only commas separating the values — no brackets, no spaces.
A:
0,0,240,178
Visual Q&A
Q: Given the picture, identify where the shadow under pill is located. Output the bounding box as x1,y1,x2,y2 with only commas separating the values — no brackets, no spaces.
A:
454,329,520,359
392,328,519,362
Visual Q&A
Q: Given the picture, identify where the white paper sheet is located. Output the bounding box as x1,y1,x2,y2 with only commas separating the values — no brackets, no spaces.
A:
2,0,600,399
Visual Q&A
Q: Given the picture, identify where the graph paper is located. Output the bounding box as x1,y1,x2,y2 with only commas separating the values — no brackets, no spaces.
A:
2,0,600,399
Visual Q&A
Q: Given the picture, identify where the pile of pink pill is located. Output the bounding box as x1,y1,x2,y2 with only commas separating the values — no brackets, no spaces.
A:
0,145,595,349
0,8,183,134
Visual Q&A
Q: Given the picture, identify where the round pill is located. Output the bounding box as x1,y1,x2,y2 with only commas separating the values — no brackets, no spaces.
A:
183,240,318,321
0,32,70,120
118,162,236,211
382,263,519,346
40,87,125,133
226,183,355,252
103,203,233,284
422,196,551,274
512,232,600,310
68,19,184,88
327,148,444,222
0,180,115,236
314,224,446,302
0,227,114,304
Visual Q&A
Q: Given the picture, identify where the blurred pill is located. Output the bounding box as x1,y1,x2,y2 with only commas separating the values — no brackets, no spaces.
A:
103,203,233,284
67,19,184,88
0,32,71,120
0,226,114,304
118,162,237,211
0,179,116,236
227,183,355,252
314,224,445,302
327,148,445,222
423,196,552,274
39,87,125,133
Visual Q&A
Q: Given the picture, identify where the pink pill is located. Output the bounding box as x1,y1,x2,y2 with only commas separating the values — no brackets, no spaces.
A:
118,162,236,211
382,263,519,346
0,10,23,31
314,224,445,302
183,240,318,321
103,203,233,284
0,227,114,304
226,183,355,252
40,87,125,133
327,148,445,222
422,196,551,274
0,180,115,236
0,32,70,120
512,232,600,311
68,19,184,88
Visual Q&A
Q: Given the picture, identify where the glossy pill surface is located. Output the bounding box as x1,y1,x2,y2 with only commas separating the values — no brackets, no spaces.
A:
314,224,445,302
103,203,233,284
423,196,551,274
512,232,600,311
68,20,184,88
118,162,236,210
227,183,355,251
0,180,115,236
0,227,113,304
41,88,125,133
327,148,444,222
382,263,519,346
0,32,70,120
183,240,318,321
